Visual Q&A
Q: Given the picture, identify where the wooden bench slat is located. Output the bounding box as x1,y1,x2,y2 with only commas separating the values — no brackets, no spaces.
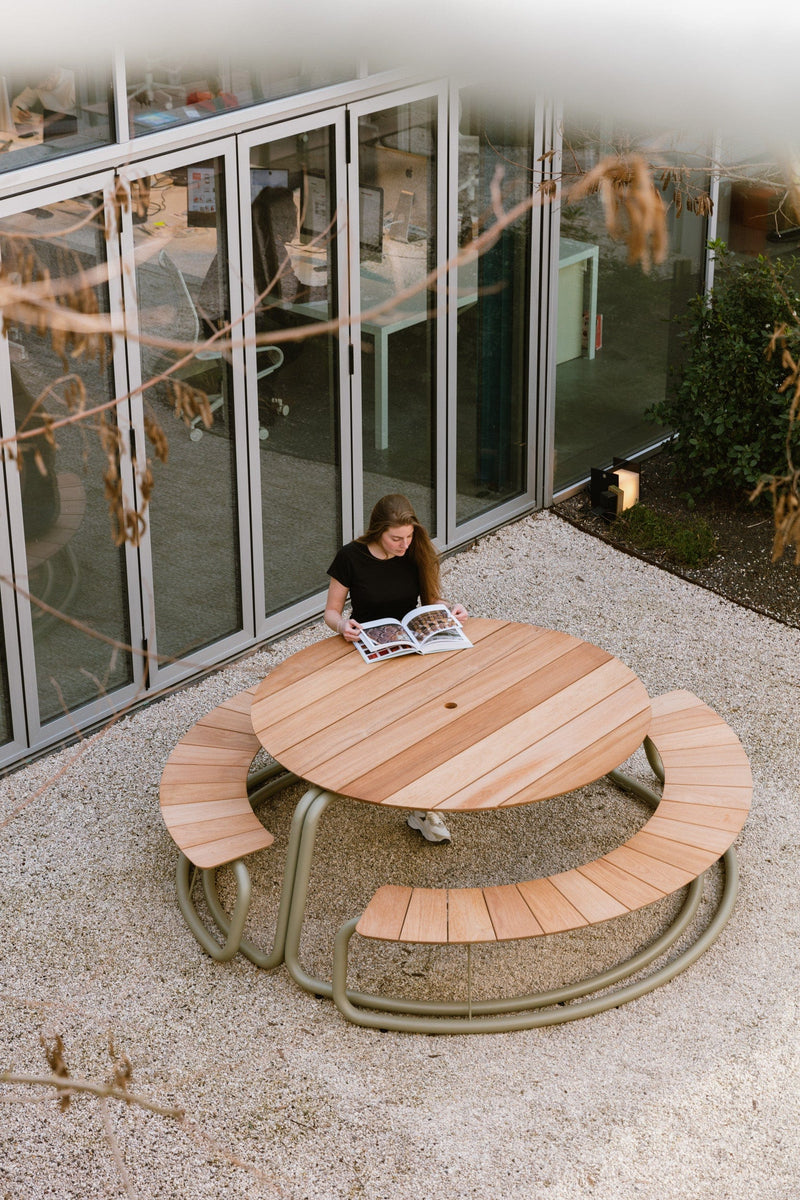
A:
166,811,274,849
352,692,752,984
661,764,752,787
187,828,275,870
661,782,752,809
652,725,742,751
602,844,698,891
179,725,260,751
657,744,751,769
161,798,261,826
159,687,277,873
160,764,251,786
197,705,258,732
515,876,589,933
655,801,747,832
159,780,260,805
165,744,257,767
356,885,412,940
550,869,630,922
578,858,666,908
402,888,448,943
645,816,741,855
481,885,541,940
626,830,720,875
448,888,497,943
218,689,260,713
648,689,704,717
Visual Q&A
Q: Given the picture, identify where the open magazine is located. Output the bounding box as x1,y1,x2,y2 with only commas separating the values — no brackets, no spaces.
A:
353,604,472,664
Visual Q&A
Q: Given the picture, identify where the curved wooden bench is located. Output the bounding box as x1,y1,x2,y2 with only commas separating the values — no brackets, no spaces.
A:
332,689,752,1025
159,686,290,964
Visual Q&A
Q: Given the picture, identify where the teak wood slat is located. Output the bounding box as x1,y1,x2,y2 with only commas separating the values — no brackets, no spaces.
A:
159,686,274,871
253,621,653,811
354,690,752,947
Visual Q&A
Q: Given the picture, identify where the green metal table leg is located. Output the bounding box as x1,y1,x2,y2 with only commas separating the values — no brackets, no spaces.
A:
200,783,324,969
283,790,337,993
176,854,253,963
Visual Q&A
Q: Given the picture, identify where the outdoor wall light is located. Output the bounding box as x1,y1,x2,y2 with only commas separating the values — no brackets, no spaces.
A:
590,460,640,522
614,462,640,510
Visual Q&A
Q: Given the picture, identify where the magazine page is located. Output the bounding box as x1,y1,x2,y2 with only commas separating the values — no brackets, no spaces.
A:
354,617,417,664
403,604,472,649
359,617,415,650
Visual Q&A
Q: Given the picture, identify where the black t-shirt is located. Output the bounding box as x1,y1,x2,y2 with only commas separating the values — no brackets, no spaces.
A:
327,541,421,623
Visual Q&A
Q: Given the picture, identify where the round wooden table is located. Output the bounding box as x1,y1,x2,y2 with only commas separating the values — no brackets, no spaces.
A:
251,619,652,811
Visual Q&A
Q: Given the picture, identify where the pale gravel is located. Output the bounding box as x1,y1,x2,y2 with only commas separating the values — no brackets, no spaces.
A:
1,510,798,1200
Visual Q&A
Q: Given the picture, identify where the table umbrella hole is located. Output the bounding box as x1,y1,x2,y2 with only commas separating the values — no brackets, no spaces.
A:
444,702,458,709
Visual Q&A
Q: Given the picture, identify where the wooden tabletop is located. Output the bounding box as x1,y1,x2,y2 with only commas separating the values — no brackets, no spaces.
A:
251,619,652,812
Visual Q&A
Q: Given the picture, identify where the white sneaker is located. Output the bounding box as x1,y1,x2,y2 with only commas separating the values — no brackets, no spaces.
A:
407,810,451,843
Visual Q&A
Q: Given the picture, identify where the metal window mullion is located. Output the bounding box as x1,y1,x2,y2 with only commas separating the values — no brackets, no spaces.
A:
117,171,159,688
0,334,30,757
538,98,562,510
332,110,356,545
445,81,461,547
346,105,365,538
104,176,148,698
433,86,449,548
221,145,256,643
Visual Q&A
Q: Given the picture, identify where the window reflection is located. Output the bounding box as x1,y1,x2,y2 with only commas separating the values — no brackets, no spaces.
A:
126,55,354,137
455,91,532,525
715,138,800,264
0,194,133,724
133,158,243,660
357,98,438,533
554,120,709,491
246,129,342,616
0,66,112,173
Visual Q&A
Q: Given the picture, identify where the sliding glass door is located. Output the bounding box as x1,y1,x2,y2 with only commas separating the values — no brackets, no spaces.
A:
122,139,252,686
238,112,350,632
348,85,447,537
0,175,140,744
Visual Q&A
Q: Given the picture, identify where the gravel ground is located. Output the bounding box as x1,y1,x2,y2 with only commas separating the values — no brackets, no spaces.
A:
2,510,798,1200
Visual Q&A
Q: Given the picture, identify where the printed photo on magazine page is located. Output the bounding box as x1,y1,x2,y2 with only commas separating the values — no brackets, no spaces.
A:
354,604,472,664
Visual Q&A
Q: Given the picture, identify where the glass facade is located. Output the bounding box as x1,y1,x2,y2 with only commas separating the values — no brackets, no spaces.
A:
553,121,709,492
245,124,343,617
126,54,355,138
132,157,243,663
355,95,440,533
454,92,532,525
0,192,133,725
0,62,724,768
715,138,800,268
0,64,113,174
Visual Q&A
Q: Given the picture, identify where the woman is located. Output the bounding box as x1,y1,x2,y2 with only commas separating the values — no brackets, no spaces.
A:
325,494,468,844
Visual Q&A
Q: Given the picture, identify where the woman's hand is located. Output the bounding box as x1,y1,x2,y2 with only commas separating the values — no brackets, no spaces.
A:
338,615,362,643
450,603,468,621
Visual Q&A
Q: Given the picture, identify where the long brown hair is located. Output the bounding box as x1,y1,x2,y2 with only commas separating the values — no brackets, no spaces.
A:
357,494,441,604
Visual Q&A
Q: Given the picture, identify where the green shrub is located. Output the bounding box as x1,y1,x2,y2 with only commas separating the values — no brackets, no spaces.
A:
649,244,800,501
613,503,718,568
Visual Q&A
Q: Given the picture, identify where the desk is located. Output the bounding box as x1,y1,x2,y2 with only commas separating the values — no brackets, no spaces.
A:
251,619,651,997
281,238,477,451
558,237,599,364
